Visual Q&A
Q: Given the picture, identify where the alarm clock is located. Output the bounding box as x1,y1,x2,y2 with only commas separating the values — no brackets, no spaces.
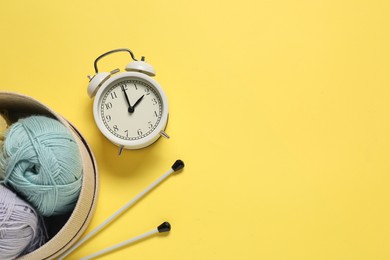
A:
87,49,169,154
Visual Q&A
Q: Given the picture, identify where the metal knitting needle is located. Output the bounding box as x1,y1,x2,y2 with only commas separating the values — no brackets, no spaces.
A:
58,160,184,260
80,222,171,260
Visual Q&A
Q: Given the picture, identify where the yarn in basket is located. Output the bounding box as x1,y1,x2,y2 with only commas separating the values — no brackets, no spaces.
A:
0,184,46,259
0,115,83,217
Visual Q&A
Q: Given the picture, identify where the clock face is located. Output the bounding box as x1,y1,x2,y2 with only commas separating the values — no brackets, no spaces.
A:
97,77,164,142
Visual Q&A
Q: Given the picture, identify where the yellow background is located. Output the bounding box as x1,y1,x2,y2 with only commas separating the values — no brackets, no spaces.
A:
1,0,390,259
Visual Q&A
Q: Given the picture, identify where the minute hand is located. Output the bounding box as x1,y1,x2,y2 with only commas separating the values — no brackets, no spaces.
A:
121,86,133,113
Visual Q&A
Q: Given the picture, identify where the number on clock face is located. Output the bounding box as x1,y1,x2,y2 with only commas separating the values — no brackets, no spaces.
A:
100,79,163,140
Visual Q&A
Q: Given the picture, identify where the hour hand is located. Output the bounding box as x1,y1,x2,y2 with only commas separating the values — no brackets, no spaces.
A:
128,95,144,113
132,95,144,110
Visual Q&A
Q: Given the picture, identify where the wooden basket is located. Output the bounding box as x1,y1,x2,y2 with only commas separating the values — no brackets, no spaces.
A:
0,91,99,260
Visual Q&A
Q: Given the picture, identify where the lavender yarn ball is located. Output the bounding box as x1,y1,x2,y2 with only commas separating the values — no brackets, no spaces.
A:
0,115,83,217
0,185,46,259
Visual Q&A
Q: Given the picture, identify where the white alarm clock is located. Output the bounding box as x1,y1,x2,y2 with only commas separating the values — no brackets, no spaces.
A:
87,49,169,154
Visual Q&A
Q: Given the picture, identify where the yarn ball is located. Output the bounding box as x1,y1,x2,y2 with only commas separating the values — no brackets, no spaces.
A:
0,112,10,149
0,184,46,259
0,111,10,139
0,115,83,217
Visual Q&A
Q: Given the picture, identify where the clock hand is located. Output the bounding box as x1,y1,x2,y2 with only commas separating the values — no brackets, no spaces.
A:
131,95,144,111
121,86,134,113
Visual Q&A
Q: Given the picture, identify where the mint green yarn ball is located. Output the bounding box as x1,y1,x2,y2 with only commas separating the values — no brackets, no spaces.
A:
0,115,83,217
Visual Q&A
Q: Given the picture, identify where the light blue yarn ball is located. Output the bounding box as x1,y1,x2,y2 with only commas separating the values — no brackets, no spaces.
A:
0,115,83,217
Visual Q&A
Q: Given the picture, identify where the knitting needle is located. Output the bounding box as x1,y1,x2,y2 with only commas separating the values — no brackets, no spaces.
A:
58,160,184,260
80,222,171,260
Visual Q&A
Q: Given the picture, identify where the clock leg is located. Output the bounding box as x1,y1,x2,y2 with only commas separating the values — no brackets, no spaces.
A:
159,130,170,139
118,145,125,156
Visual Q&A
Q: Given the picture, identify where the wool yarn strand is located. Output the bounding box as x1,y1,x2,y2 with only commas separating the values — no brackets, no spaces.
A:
0,185,46,259
0,115,83,217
